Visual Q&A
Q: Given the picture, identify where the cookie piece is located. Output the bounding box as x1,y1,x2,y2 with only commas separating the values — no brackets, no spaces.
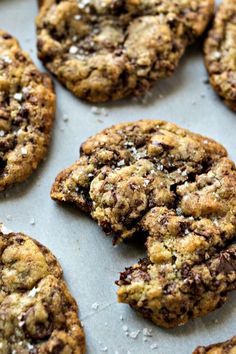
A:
36,0,214,102
0,226,85,353
204,0,236,111
0,30,55,191
117,243,236,328
193,335,236,353
51,119,236,327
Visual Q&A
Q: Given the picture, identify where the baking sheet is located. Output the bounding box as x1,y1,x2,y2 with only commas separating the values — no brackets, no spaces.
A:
0,1,236,353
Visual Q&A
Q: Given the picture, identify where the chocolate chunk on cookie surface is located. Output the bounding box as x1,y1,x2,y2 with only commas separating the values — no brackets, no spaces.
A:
204,0,236,111
0,226,85,353
51,119,236,327
193,335,236,353
36,0,214,102
0,30,55,191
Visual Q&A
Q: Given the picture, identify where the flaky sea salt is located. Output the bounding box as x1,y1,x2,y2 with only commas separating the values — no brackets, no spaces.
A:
0,130,4,137
30,218,35,226
28,287,39,297
91,106,100,115
0,224,11,234
21,147,27,156
14,93,23,101
101,108,108,116
143,328,152,337
176,207,183,216
91,302,99,310
129,330,140,339
22,86,30,94
26,343,34,350
117,160,125,167
2,55,12,64
122,325,128,332
69,46,78,54
74,14,81,20
211,51,221,60
150,343,158,350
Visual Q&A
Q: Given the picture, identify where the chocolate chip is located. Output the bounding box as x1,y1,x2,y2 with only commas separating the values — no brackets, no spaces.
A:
216,251,236,274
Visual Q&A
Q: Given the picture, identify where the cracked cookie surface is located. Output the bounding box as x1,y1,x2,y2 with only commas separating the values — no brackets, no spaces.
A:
204,0,236,111
0,30,55,191
0,227,85,353
193,335,236,353
51,119,236,327
36,0,214,102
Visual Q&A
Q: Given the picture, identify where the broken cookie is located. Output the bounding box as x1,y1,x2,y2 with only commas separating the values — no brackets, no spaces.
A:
51,119,236,327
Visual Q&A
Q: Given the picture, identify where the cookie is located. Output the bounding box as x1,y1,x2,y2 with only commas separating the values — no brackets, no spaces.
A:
51,119,236,327
193,335,236,353
36,0,214,102
204,0,236,111
0,30,55,191
0,226,85,353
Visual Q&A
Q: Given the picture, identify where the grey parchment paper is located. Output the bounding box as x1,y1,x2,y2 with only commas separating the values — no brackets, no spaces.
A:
0,1,236,353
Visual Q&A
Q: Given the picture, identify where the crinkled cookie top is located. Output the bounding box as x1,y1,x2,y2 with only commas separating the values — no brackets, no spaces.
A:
0,228,85,353
0,30,55,191
37,0,214,102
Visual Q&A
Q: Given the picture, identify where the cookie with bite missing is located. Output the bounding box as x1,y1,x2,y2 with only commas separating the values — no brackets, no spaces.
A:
0,30,55,191
36,0,214,102
0,226,85,353
204,0,236,111
51,119,236,327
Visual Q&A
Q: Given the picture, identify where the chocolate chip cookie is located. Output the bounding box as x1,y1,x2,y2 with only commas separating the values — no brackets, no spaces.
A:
0,30,55,191
193,335,236,353
36,0,214,102
51,119,236,327
204,0,236,111
0,226,85,353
